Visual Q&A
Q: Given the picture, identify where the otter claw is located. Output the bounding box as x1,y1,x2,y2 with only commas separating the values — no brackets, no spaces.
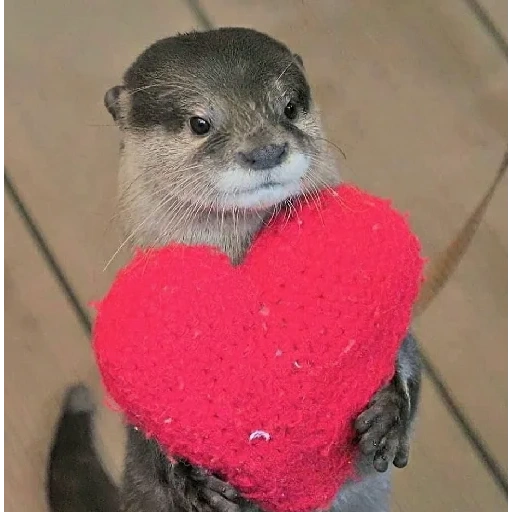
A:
355,381,411,472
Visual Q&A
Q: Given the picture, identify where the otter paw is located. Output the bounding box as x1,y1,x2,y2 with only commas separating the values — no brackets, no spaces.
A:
355,383,411,473
189,465,241,512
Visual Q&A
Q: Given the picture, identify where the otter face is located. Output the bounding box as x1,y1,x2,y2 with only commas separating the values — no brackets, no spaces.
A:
106,28,339,220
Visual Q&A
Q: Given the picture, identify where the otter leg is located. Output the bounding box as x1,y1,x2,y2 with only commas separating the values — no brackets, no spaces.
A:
121,427,244,512
355,333,422,472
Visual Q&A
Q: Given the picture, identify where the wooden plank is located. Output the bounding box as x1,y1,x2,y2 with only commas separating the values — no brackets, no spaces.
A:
5,0,198,304
468,0,508,39
5,197,126,512
392,378,506,511
200,0,507,473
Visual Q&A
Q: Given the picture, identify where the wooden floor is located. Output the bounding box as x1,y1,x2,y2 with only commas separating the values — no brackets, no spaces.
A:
5,0,507,510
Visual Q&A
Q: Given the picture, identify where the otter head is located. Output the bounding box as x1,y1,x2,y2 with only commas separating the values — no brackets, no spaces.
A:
105,27,340,257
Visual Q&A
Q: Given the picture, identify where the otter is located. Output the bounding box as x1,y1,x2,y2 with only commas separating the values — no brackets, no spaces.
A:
47,28,506,512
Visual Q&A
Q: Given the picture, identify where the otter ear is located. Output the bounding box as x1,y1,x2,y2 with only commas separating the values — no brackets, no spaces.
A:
293,53,304,68
104,85,125,121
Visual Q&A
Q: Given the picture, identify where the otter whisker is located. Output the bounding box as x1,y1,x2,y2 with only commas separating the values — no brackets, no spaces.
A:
263,203,281,228
118,163,206,204
275,59,295,85
300,174,325,222
312,136,347,160
114,170,206,228
301,157,356,213
174,185,215,237
103,189,180,270
219,193,228,237
286,197,300,221
166,175,214,225
281,200,293,229
126,82,178,98
111,168,210,256
152,181,211,247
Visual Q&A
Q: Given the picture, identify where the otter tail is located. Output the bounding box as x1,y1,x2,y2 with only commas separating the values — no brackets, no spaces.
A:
47,384,120,512
413,153,507,318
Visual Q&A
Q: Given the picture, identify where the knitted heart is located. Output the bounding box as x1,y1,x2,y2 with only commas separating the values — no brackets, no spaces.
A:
93,184,423,512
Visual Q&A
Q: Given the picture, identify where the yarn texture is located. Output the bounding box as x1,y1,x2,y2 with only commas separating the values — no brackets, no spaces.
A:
93,184,424,512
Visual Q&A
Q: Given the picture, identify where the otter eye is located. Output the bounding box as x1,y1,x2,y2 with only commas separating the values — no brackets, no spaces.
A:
284,101,299,121
189,116,211,136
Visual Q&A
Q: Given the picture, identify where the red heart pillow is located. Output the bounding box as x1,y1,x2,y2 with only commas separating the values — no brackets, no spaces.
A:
93,185,423,512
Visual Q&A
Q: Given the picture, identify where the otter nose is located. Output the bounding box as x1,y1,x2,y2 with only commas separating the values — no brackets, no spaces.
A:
237,143,288,170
